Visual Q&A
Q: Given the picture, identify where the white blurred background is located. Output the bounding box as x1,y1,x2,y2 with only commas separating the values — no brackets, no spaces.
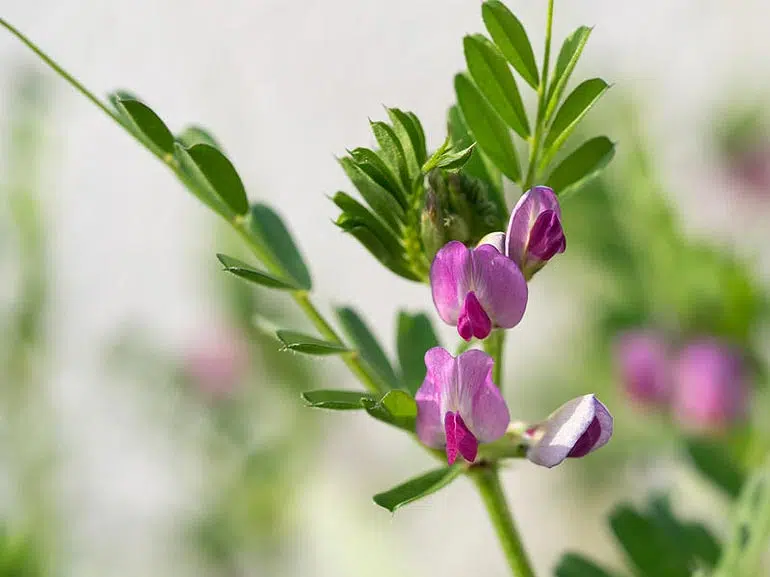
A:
1,1,770,576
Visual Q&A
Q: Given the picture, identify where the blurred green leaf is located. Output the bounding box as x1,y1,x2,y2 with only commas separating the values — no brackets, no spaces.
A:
371,121,410,190
464,34,529,138
362,390,417,431
373,466,462,512
339,156,405,228
302,389,377,409
249,203,313,291
216,253,300,290
481,0,539,89
547,136,615,196
177,125,221,149
0,529,41,577
555,553,618,577
545,26,593,122
713,458,770,577
685,526,722,570
336,307,401,390
455,73,521,183
685,438,746,499
447,105,504,210
183,143,249,215
110,91,174,155
387,107,427,175
543,78,609,164
276,330,350,355
647,495,721,570
397,311,440,394
610,505,692,577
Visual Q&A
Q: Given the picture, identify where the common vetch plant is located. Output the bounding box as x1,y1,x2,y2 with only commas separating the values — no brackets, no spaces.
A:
2,1,623,575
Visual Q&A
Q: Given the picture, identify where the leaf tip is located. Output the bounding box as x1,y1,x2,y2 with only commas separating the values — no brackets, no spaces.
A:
372,494,397,513
215,253,229,269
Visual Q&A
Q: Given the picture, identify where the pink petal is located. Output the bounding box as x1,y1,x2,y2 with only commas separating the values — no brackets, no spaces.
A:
415,347,454,448
417,348,510,453
471,245,528,330
673,339,748,431
527,210,566,260
615,331,671,406
505,186,560,266
457,291,492,341
453,350,510,442
444,411,479,464
430,241,473,325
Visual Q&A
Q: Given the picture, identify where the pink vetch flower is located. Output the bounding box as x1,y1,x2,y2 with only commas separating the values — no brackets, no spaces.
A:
430,241,528,341
525,394,613,468
615,330,671,407
672,339,749,433
484,186,565,279
726,143,770,198
184,326,249,400
416,347,510,464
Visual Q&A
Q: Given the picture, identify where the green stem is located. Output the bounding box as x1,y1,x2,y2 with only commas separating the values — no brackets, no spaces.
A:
0,18,122,130
472,466,537,577
293,292,385,394
484,330,506,387
523,0,555,191
0,17,386,396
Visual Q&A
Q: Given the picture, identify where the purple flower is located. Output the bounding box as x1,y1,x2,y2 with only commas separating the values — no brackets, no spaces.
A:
673,339,749,432
416,347,510,464
526,394,613,468
430,241,528,341
506,186,566,278
615,331,671,407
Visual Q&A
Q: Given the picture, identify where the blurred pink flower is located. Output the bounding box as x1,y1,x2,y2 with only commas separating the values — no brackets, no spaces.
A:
672,338,749,433
726,144,770,197
615,330,671,408
184,326,249,399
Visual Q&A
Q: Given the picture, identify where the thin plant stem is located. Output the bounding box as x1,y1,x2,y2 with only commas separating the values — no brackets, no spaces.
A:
484,330,506,387
480,324,534,576
0,18,119,125
472,465,537,577
523,0,555,191
0,18,386,395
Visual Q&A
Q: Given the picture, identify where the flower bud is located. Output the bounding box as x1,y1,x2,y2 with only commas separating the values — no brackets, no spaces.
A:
505,186,566,278
615,331,671,407
672,339,749,432
525,394,613,468
422,169,502,256
420,189,448,261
